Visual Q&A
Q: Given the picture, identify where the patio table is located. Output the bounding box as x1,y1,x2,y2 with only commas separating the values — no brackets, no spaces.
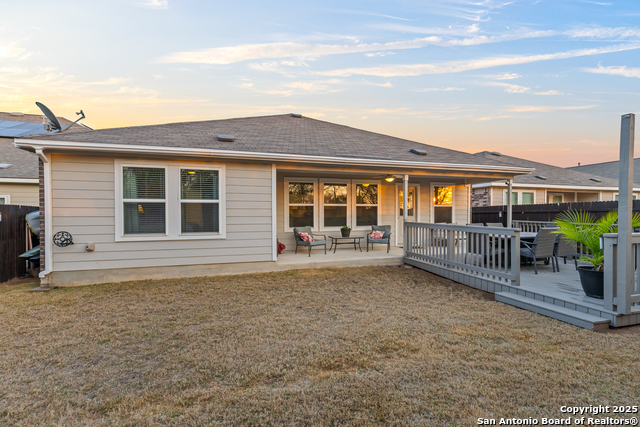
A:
328,236,363,253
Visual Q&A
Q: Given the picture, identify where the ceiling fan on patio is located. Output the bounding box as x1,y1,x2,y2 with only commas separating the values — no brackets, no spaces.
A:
35,102,86,133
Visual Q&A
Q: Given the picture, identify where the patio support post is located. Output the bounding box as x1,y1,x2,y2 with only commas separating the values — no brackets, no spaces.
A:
506,179,513,227
616,113,635,314
403,174,409,255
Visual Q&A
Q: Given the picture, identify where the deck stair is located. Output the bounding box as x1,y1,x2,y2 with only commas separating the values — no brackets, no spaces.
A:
495,292,611,332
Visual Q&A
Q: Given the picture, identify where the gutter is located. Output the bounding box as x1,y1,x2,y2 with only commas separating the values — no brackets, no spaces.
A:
35,148,53,282
472,182,640,192
14,139,533,176
0,178,39,184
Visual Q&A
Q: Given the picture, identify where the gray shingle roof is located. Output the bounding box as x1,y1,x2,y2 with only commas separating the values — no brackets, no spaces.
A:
0,138,38,179
568,159,640,187
475,151,623,188
19,114,524,169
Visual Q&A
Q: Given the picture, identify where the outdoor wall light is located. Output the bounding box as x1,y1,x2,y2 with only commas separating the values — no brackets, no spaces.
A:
385,175,395,182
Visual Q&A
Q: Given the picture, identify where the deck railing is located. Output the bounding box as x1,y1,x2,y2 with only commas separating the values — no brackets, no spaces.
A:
603,233,640,315
511,220,554,232
404,222,520,286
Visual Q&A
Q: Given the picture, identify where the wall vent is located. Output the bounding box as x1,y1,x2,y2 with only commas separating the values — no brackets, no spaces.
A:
409,148,427,156
217,134,235,142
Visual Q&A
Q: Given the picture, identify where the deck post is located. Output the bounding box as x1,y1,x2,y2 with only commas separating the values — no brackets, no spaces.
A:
617,113,635,314
506,179,513,227
603,234,618,311
511,229,520,286
403,174,409,255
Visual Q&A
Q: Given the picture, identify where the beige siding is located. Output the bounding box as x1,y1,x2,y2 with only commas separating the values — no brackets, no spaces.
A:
49,154,274,272
0,182,38,205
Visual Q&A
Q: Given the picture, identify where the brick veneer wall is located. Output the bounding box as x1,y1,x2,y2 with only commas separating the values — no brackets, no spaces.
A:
472,187,491,207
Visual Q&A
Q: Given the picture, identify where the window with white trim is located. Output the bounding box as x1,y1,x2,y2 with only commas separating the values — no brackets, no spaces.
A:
503,190,535,205
287,179,316,229
433,184,453,223
122,166,166,235
355,183,378,227
614,194,637,201
322,181,348,228
0,195,9,204
116,161,225,241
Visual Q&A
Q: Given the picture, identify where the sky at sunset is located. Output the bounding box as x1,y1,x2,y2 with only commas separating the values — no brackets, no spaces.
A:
1,0,639,167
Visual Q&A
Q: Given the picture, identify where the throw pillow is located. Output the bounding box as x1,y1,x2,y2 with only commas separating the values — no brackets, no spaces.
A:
370,230,385,239
298,231,314,242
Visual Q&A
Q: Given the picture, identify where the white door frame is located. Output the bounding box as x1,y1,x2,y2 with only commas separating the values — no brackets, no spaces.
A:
395,184,420,247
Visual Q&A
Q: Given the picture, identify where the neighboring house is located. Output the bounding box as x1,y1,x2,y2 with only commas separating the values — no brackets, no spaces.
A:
0,112,90,205
470,151,640,207
568,158,640,201
15,114,531,286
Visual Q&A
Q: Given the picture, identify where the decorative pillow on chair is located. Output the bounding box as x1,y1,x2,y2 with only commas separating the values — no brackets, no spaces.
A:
298,231,314,242
370,230,385,239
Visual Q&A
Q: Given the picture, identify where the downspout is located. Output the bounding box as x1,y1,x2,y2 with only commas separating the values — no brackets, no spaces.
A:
35,148,53,282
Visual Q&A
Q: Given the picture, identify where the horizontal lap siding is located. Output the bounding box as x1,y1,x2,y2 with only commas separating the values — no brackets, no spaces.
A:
0,183,39,206
50,154,273,272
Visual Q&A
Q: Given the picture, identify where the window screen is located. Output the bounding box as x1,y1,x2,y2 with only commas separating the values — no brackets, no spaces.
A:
122,167,166,235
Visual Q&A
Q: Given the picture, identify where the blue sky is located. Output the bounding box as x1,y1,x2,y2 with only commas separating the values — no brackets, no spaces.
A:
1,0,639,166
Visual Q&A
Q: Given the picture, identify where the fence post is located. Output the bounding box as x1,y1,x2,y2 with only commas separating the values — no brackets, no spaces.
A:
511,229,520,286
603,233,618,312
617,113,635,315
447,228,454,266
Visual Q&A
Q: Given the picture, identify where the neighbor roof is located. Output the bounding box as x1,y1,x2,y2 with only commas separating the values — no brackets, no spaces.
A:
1,112,91,179
17,114,529,171
474,151,623,188
568,159,640,187
0,112,91,138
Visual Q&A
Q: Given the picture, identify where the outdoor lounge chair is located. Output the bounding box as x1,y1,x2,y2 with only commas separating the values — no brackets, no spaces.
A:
367,225,391,253
293,226,327,257
520,228,558,274
554,234,577,271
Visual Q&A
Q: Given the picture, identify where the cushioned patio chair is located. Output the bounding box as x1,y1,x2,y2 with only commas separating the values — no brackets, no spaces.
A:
520,228,558,274
554,234,577,271
367,225,391,253
293,226,327,257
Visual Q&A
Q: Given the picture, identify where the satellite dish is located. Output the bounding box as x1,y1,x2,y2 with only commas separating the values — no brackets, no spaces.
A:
35,101,86,133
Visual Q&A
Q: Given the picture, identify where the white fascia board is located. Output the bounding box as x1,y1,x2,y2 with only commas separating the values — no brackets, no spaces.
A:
14,138,533,176
0,178,39,183
473,181,640,192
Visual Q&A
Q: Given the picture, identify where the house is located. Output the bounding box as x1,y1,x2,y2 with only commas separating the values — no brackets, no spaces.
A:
0,112,90,205
568,158,640,200
15,114,531,286
470,151,640,207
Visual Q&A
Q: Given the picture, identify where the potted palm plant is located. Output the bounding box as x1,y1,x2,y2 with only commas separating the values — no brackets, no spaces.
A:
554,210,640,299
341,225,351,237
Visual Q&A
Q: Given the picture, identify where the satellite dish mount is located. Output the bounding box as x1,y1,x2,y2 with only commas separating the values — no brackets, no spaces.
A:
36,102,85,133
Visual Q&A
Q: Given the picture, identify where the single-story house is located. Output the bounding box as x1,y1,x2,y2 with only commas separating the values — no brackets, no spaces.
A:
471,151,640,207
568,158,640,200
1,111,90,205
15,114,531,286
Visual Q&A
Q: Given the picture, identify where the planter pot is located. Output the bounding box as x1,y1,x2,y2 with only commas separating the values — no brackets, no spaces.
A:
341,229,351,237
577,266,604,299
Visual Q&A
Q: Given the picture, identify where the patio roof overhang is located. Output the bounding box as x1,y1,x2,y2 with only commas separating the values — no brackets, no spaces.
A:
15,138,534,180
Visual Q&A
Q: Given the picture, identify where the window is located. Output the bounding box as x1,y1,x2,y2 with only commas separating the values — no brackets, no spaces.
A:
503,191,518,205
288,180,315,228
503,190,535,205
0,195,8,204
548,193,563,204
122,166,166,235
116,161,225,241
615,194,637,201
433,185,453,223
355,183,378,227
521,192,534,205
322,183,348,228
180,169,219,233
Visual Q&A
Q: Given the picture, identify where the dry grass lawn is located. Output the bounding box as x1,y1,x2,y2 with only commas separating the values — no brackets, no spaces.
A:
1,266,639,426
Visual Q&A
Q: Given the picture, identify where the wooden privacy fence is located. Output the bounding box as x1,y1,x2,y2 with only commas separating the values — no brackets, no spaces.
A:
404,222,520,287
472,200,638,226
0,205,39,283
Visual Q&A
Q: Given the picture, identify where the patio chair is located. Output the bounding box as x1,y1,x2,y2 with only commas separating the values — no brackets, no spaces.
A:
293,226,327,257
520,228,558,274
554,234,577,271
367,225,391,253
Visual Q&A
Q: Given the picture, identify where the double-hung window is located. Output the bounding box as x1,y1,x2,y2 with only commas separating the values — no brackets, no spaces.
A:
116,161,225,241
122,166,167,235
322,181,348,228
286,178,316,229
354,183,379,227
433,184,453,223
